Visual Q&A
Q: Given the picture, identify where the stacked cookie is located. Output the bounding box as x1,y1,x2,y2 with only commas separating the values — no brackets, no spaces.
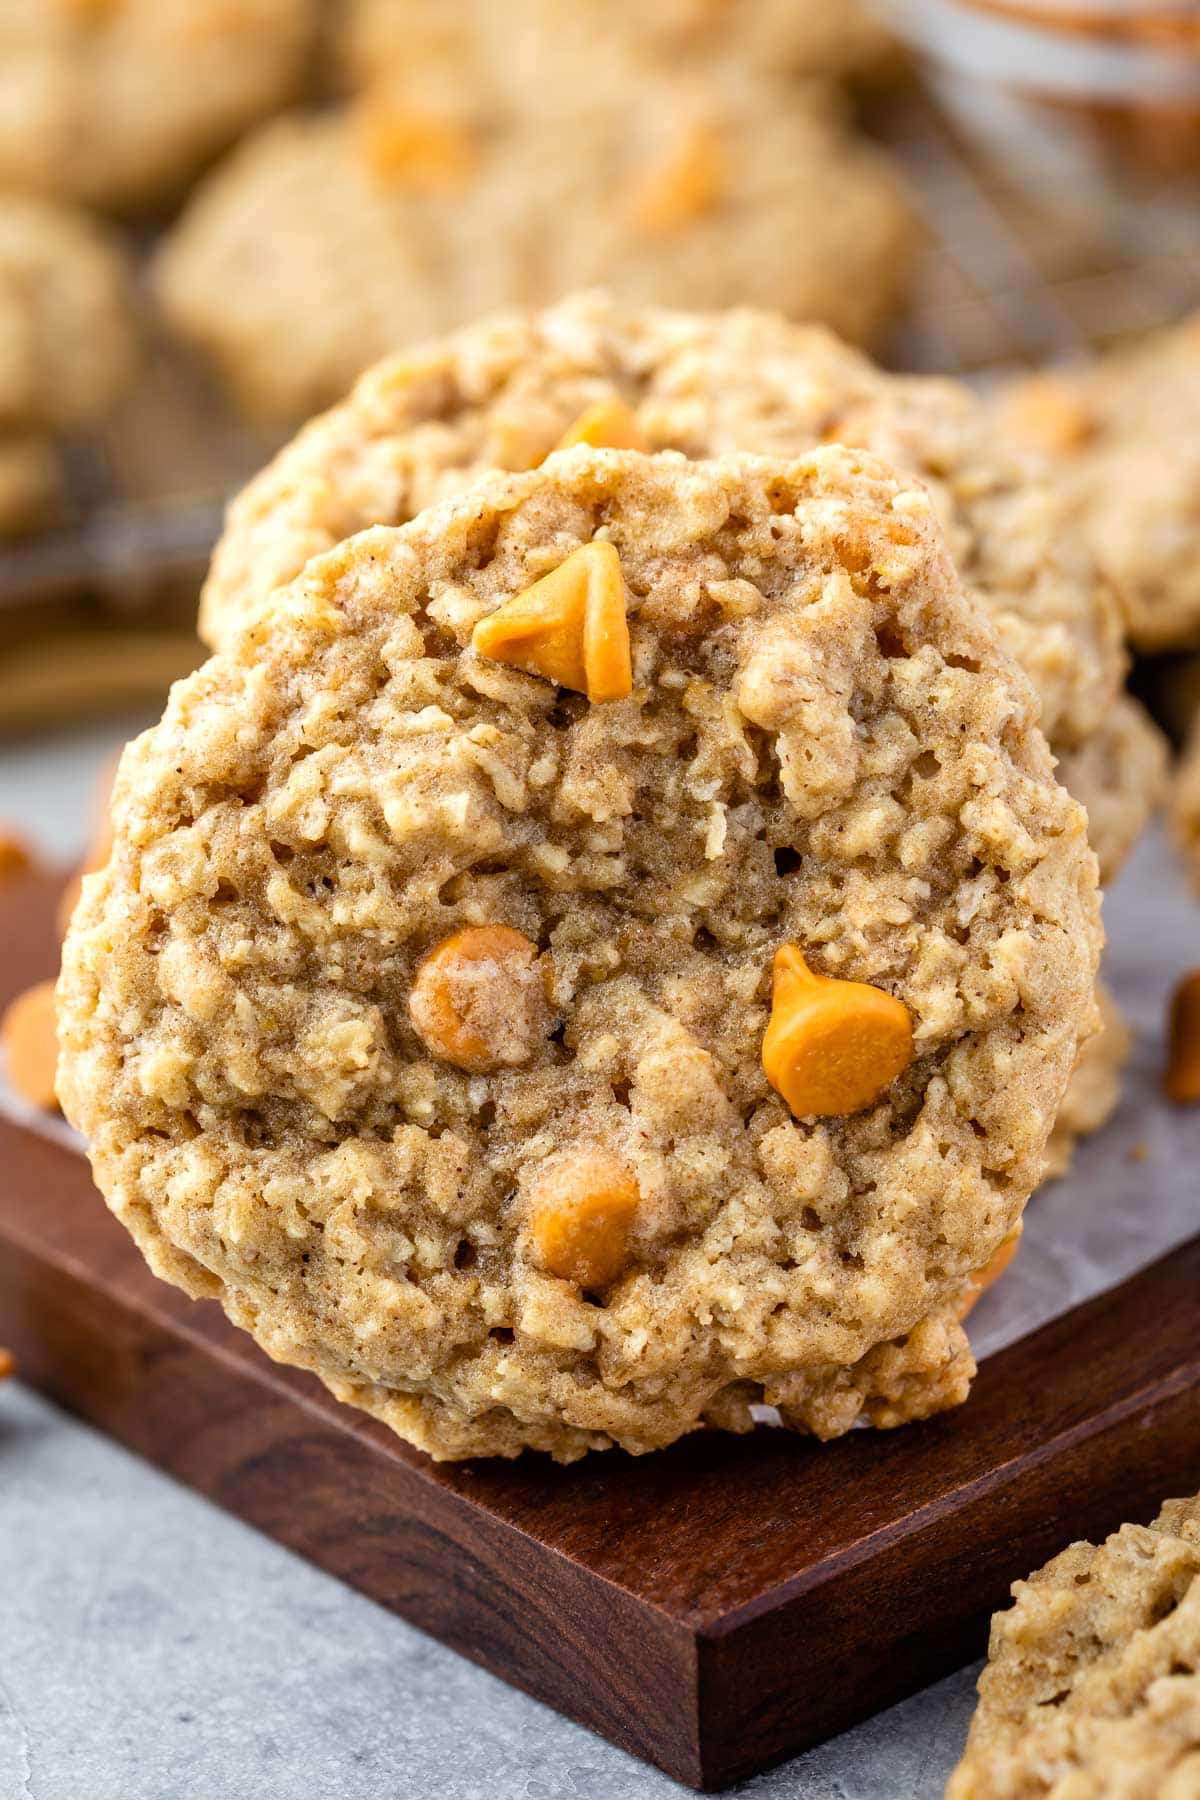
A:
59,295,1111,1462
1004,318,1200,900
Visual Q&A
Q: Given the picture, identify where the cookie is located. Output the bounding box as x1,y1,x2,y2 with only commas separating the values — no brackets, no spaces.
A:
0,193,134,435
153,92,915,422
199,292,1158,883
345,0,898,123
1002,318,1200,652
1171,712,1200,892
58,445,1102,1462
0,0,316,214
949,1493,1200,1798
1042,982,1130,1183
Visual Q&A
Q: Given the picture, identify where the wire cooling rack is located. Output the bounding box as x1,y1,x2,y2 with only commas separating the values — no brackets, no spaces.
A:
4,94,1200,632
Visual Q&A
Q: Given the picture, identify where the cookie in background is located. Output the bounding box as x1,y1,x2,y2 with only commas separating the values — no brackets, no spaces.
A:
0,0,319,214
153,84,916,424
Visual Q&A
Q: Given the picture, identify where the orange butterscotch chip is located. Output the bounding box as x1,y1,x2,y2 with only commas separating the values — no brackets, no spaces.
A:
1002,375,1095,457
1,979,60,1112
529,1149,641,1290
555,398,649,454
0,830,34,881
955,1228,1022,1324
762,945,913,1119
409,924,552,1073
471,541,633,703
0,1347,12,1380
1165,968,1200,1104
354,93,475,191
628,120,727,234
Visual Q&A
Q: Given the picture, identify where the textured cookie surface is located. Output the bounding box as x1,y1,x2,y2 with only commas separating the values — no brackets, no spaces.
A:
949,1494,1200,1799
201,292,1160,881
0,0,315,212
1002,317,1200,652
0,193,134,433
59,446,1101,1461
154,96,913,423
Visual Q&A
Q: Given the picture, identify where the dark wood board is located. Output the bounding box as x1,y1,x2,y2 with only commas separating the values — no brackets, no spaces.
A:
2,868,1198,1790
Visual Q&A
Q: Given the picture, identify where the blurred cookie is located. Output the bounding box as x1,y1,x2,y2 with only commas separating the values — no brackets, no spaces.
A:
345,0,899,119
58,445,1101,1461
1002,318,1200,652
200,292,1157,883
154,91,915,422
949,1493,1200,1798
0,0,316,213
0,193,134,435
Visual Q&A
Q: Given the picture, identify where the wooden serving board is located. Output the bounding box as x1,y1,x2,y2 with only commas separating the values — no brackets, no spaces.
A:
2,868,1198,1791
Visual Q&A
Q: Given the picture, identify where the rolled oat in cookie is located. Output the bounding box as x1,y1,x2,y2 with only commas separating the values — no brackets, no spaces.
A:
201,293,1163,884
59,447,1102,1461
949,1494,1200,1799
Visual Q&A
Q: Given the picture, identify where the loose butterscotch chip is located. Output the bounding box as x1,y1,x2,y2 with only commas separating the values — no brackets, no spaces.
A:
0,1347,12,1379
471,539,633,702
1,979,60,1110
410,925,551,1072
0,831,34,880
955,1228,1021,1323
763,945,913,1119
629,121,727,233
530,1150,641,1290
555,398,649,454
353,92,475,190
1165,969,1200,1104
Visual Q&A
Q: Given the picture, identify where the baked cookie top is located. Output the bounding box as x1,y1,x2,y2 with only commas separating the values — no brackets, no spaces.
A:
1002,316,1200,653
153,94,914,423
345,0,898,122
0,0,315,213
0,193,134,434
59,446,1101,1462
949,1494,1200,1799
199,293,1155,880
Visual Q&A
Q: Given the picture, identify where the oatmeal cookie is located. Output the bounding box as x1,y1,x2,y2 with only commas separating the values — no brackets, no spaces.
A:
1042,982,1130,1182
153,95,914,423
1002,317,1200,652
0,193,134,435
0,0,316,214
200,293,1153,882
949,1493,1200,1798
58,445,1101,1462
345,0,898,122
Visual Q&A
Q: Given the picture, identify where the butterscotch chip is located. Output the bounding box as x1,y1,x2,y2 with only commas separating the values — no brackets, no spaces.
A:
0,1347,12,1379
470,540,632,702
59,446,1101,1462
0,0,316,212
762,945,912,1119
949,1493,1200,1798
1165,970,1200,1105
0,830,35,880
529,1149,641,1289
627,120,726,233
409,926,553,1072
954,1227,1021,1323
2,979,60,1111
199,294,1159,888
1171,708,1200,894
353,92,475,191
